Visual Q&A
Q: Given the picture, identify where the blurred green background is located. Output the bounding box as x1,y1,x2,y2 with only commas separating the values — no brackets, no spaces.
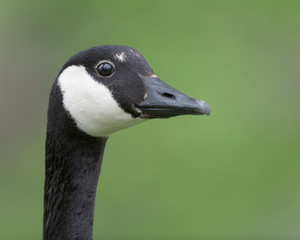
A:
0,0,299,239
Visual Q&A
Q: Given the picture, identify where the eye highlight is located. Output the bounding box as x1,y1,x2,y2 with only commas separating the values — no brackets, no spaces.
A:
97,62,114,76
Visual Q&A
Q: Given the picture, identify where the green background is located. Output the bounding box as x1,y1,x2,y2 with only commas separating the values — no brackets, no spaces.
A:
0,1,299,239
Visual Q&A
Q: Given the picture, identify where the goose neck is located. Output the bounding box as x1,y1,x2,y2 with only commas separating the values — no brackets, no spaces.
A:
43,129,107,240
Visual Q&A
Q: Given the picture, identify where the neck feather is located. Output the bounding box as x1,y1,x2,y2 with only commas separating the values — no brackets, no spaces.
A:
44,127,107,240
44,84,107,240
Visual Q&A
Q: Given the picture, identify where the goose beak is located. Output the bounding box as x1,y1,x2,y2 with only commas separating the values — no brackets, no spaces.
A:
135,75,211,119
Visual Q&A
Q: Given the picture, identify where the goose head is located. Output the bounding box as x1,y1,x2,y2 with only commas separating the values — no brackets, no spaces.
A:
54,45,210,137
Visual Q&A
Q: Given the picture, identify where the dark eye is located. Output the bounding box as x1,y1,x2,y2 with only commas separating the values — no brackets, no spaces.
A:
97,62,114,76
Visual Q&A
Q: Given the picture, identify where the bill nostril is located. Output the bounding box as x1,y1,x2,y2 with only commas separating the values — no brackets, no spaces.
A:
163,92,176,99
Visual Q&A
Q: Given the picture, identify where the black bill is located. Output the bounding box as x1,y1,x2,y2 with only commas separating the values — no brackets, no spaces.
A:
135,75,211,119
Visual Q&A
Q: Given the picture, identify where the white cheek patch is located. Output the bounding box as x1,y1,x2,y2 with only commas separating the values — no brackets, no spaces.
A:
58,65,144,137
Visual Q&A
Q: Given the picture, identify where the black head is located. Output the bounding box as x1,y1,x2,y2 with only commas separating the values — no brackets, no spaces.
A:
61,46,154,117
51,45,210,137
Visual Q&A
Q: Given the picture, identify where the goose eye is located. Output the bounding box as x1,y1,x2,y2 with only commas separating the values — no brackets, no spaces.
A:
97,62,114,76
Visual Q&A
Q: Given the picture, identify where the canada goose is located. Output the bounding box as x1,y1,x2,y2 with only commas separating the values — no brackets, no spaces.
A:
44,45,210,240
